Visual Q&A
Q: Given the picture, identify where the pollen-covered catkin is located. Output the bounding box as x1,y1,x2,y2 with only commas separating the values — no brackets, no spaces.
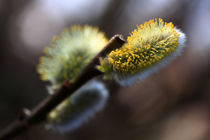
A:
99,18,186,86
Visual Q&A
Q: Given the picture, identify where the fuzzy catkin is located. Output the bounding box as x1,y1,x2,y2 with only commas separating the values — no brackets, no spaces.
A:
99,18,186,86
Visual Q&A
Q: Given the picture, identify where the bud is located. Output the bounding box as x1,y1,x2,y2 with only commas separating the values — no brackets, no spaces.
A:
46,80,109,133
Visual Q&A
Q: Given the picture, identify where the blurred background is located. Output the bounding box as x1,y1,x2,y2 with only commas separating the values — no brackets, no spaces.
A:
1,0,210,139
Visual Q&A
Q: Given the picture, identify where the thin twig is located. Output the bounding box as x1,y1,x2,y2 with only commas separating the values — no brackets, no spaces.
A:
0,34,125,140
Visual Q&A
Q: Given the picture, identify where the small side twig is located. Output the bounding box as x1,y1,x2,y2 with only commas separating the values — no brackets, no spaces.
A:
0,35,125,140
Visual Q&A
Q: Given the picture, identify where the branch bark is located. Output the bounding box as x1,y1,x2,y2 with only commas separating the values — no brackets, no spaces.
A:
0,34,125,140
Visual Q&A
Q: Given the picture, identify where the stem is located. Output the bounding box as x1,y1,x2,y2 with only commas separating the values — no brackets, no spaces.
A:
0,35,125,140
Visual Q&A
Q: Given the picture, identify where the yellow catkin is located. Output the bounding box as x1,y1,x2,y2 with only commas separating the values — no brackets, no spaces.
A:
106,18,179,75
37,25,108,84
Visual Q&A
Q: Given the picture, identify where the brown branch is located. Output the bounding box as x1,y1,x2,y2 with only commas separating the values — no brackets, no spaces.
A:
0,34,125,140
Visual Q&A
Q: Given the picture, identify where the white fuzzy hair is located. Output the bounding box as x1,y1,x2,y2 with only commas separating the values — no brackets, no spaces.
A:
47,80,109,133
